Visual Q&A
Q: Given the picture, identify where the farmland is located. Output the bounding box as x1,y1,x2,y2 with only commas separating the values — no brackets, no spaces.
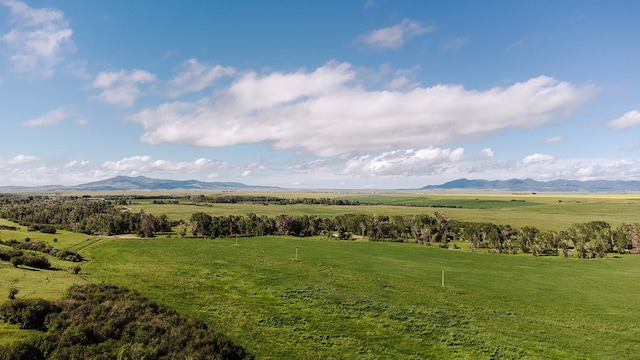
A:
125,192,640,231
2,192,640,358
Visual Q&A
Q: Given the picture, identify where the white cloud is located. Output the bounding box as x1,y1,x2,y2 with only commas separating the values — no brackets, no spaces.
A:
100,156,226,174
19,106,85,127
342,147,464,176
1,0,75,77
545,136,564,144
166,59,235,97
608,110,640,130
92,69,156,107
131,62,595,157
481,148,494,158
0,154,39,167
357,19,435,50
64,160,90,168
20,107,66,127
522,153,555,165
388,67,420,90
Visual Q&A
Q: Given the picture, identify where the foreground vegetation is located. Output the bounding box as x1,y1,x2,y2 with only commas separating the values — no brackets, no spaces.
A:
0,283,253,359
2,192,640,358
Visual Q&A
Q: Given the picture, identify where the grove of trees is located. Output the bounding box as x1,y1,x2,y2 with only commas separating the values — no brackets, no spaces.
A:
2,194,640,258
0,195,172,237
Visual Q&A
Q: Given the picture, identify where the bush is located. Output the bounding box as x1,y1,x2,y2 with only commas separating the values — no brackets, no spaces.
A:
0,341,44,360
0,298,55,330
27,224,57,234
11,255,51,270
0,248,22,262
0,284,254,359
7,288,18,300
0,240,83,263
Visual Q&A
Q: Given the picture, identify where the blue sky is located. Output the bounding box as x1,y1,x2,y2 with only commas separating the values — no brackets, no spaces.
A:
1,0,639,189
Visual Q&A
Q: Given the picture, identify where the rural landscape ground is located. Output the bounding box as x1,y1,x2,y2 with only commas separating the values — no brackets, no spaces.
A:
2,192,640,359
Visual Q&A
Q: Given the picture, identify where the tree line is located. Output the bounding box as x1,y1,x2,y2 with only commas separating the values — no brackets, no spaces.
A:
0,195,172,237
2,194,640,258
185,212,640,258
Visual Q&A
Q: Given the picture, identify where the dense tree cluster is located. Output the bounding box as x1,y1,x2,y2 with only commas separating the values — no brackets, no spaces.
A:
109,194,364,206
0,195,172,237
0,283,254,360
186,212,640,258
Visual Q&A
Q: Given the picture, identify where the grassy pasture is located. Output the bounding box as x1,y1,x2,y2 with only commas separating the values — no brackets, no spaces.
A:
0,247,89,345
127,193,640,231
3,192,640,357
74,236,640,359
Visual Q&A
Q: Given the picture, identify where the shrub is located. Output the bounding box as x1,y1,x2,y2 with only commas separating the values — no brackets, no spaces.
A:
0,248,22,262
11,255,51,270
0,298,55,330
0,284,254,359
7,288,18,300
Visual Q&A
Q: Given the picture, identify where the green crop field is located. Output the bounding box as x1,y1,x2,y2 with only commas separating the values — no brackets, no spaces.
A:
127,193,640,231
3,193,640,358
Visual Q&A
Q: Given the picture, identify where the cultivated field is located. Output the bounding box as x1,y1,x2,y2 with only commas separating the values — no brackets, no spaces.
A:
2,193,640,358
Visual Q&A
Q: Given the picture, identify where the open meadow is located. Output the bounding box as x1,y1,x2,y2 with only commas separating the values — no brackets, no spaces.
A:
127,192,640,231
2,192,640,358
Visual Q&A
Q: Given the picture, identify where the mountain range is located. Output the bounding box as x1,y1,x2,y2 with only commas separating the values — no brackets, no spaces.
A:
0,176,276,192
1,176,640,193
420,178,640,193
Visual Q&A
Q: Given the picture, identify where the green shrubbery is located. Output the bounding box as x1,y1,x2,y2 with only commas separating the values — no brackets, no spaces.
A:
0,239,83,262
0,298,55,330
0,283,254,360
10,254,51,269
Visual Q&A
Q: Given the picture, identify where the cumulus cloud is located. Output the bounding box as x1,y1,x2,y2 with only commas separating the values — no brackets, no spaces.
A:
1,0,75,77
357,19,435,50
241,161,267,177
64,160,90,168
166,59,235,97
20,106,85,127
92,69,156,107
0,154,39,167
570,159,640,180
481,148,494,158
608,110,640,130
100,156,226,174
522,153,555,165
342,147,464,176
131,62,594,157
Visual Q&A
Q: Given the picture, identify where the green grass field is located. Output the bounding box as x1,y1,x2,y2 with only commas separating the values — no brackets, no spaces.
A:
127,193,640,231
3,193,640,358
74,236,640,359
